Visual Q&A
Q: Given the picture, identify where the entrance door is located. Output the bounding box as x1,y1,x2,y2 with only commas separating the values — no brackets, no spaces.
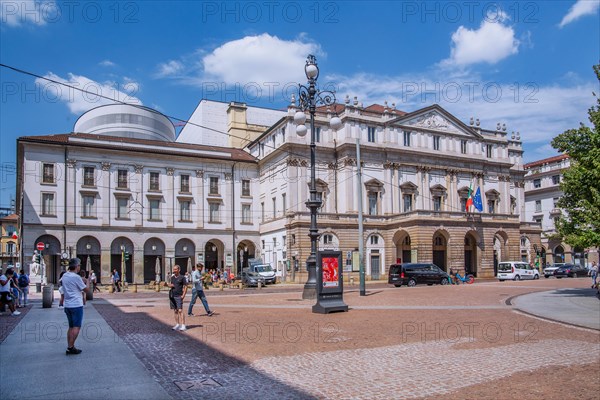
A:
371,255,380,280
464,250,473,275
433,251,445,271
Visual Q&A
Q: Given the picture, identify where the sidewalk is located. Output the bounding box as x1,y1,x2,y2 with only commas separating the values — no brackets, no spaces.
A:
0,297,170,400
512,287,600,330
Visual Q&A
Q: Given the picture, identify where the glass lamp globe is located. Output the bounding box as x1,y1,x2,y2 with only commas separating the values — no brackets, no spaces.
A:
294,111,306,125
305,64,318,79
330,116,342,130
296,125,308,137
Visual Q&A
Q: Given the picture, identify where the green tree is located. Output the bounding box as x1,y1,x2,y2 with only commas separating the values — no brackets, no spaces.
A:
551,64,600,248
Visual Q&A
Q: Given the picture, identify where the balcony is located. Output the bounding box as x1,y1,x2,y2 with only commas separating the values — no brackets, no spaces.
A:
549,208,562,216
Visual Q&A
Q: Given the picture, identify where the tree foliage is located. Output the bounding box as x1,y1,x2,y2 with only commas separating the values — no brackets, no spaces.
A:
550,64,600,248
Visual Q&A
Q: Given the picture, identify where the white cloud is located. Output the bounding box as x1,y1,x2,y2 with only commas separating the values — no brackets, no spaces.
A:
441,14,520,67
202,34,323,85
35,72,142,115
0,0,56,27
99,60,116,67
559,0,600,28
155,60,184,78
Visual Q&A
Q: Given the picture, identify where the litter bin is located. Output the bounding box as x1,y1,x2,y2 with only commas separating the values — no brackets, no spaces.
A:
86,286,93,301
42,284,54,308
36,283,42,293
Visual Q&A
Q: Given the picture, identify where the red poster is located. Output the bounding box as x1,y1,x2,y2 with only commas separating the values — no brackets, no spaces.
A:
322,257,339,287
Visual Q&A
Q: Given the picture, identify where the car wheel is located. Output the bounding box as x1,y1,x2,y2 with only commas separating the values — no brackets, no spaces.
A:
533,274,539,280
440,278,448,285
514,275,521,281
544,275,550,278
407,278,417,287
394,284,402,288
499,279,505,282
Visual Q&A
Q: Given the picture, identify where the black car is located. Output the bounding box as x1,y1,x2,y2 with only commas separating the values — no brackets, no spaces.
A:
388,263,450,287
553,264,587,278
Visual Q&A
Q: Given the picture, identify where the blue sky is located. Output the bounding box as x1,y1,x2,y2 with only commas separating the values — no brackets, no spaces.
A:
1,0,599,209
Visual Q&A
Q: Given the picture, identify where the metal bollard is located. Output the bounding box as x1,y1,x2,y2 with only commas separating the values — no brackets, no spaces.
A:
42,284,54,308
36,282,42,293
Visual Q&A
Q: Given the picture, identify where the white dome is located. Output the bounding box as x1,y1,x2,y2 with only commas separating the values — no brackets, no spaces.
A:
74,104,175,142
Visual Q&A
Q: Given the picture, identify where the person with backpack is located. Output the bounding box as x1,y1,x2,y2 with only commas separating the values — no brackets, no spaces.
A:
18,269,29,307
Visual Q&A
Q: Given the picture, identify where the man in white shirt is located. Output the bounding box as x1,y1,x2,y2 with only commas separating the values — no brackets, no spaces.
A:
62,258,87,355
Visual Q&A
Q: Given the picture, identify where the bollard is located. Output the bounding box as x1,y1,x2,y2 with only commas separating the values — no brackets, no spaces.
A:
42,284,54,308
86,286,94,301
108,284,114,293
132,283,137,293
36,282,42,293
155,283,160,292
220,284,224,291
258,281,262,290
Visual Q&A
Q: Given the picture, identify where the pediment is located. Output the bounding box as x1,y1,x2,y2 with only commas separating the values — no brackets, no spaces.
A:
391,105,481,138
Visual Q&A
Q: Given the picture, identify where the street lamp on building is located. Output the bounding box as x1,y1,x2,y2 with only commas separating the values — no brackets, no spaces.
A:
293,54,342,300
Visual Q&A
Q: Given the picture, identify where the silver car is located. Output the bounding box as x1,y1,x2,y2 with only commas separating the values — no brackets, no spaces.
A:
543,263,565,278
241,271,265,287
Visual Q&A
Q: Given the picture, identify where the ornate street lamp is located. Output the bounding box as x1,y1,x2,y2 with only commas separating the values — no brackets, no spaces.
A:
293,54,342,300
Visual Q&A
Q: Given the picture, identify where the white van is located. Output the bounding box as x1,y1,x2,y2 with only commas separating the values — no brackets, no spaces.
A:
246,264,277,284
497,261,540,281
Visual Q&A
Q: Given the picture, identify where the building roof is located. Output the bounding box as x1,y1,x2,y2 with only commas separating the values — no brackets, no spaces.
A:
0,213,18,222
18,133,257,163
315,103,407,117
524,154,569,169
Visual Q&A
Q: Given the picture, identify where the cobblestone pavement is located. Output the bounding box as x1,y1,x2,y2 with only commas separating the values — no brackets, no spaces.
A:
91,278,599,399
0,303,33,343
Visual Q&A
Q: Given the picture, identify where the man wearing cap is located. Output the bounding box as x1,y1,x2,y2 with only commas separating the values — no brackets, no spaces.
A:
63,258,87,355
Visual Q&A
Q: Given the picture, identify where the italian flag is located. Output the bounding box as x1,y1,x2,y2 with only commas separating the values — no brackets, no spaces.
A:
465,182,473,212
12,231,18,240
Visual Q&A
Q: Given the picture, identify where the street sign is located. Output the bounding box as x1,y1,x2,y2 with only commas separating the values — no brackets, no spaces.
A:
36,242,45,251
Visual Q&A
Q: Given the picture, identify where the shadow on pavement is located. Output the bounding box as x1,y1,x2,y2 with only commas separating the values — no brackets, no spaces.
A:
549,288,600,298
93,302,316,400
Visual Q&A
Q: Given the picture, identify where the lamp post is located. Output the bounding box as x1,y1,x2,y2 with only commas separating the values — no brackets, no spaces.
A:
293,54,342,300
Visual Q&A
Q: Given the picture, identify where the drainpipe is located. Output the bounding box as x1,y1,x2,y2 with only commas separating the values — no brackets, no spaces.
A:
333,139,338,214
231,162,237,276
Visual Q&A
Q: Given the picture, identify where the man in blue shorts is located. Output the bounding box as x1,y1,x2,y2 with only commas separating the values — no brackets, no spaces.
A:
62,258,88,355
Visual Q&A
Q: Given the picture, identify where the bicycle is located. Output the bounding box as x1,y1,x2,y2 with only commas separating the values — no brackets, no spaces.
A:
454,272,475,284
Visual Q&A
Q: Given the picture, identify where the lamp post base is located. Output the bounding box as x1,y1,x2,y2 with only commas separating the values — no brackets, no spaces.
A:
302,283,317,300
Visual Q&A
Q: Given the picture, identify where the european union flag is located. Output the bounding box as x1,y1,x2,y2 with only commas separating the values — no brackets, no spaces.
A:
473,187,483,212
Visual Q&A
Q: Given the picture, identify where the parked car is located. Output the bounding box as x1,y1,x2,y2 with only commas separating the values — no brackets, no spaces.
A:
497,261,540,281
388,263,450,287
247,264,277,284
543,263,566,278
241,271,265,287
553,264,587,278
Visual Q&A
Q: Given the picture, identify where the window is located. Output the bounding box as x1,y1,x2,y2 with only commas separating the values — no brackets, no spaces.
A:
487,199,496,214
261,240,265,249
433,135,440,151
82,195,95,218
83,167,95,186
403,194,412,212
433,196,442,212
461,140,467,154
117,169,128,189
370,236,379,245
552,175,560,185
116,197,129,219
403,131,411,146
42,163,55,184
180,174,190,193
460,197,467,211
242,179,250,196
291,234,296,245
533,179,541,188
41,193,55,216
282,193,286,213
315,127,321,142
149,172,160,191
368,126,376,143
281,126,286,141
323,234,333,244
149,199,161,220
209,202,220,222
261,202,265,222
242,204,251,223
535,200,542,212
6,242,16,254
486,144,493,158
534,216,542,224
209,177,219,195
180,200,191,221
368,191,378,215
272,197,277,218
553,197,559,207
